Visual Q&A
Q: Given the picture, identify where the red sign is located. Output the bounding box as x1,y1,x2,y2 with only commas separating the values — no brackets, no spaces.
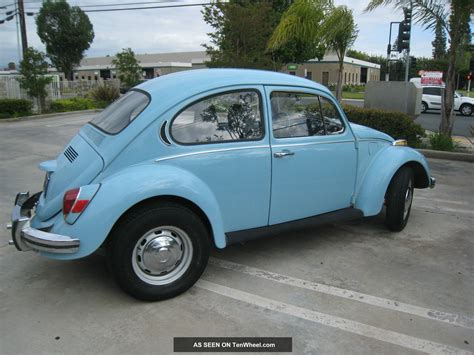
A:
420,71,444,85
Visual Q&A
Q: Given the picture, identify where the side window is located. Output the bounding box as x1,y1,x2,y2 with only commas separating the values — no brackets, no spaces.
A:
423,87,442,96
319,96,344,135
171,90,263,144
270,92,344,139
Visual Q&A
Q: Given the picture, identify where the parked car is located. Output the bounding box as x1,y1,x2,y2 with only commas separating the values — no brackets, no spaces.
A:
8,69,435,301
421,86,473,116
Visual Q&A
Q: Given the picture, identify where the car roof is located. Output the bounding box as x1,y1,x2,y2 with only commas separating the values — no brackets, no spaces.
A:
136,68,332,105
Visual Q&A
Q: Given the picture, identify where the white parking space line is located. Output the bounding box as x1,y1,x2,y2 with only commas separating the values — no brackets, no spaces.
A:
45,119,91,127
413,203,474,217
197,280,469,355
415,196,471,206
209,258,474,330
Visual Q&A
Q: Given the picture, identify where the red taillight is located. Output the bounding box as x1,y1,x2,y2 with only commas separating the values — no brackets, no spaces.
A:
71,199,89,213
63,188,80,215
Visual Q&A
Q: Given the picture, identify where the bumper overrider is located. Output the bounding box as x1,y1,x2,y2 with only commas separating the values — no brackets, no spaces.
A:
430,176,436,189
7,192,80,254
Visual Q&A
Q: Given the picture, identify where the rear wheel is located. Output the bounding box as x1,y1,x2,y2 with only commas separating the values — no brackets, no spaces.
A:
108,202,210,301
385,167,414,232
460,104,473,116
421,101,428,113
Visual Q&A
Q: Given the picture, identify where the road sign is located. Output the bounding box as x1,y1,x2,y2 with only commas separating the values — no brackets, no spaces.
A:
287,64,298,70
419,71,443,85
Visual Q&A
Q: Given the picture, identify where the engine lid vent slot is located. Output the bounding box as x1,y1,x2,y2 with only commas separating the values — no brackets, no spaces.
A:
64,146,79,163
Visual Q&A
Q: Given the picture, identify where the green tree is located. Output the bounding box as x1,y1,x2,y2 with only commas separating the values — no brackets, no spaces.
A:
36,0,94,81
366,0,474,136
432,20,447,59
268,0,331,63
202,1,311,70
17,48,53,114
203,1,279,69
112,48,143,88
322,6,358,100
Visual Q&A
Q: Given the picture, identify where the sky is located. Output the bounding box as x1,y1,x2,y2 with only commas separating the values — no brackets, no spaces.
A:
0,0,459,68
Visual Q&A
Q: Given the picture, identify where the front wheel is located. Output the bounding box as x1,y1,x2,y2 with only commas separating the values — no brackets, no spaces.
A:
459,104,473,116
385,167,414,232
108,202,210,301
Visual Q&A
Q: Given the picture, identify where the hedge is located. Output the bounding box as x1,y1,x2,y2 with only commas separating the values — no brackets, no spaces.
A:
49,98,106,113
0,99,33,119
342,105,425,147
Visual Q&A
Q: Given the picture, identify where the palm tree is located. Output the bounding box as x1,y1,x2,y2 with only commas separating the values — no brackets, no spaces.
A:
366,0,474,136
268,0,358,101
322,6,358,100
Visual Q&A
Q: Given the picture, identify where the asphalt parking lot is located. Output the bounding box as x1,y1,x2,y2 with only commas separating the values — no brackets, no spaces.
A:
0,113,473,354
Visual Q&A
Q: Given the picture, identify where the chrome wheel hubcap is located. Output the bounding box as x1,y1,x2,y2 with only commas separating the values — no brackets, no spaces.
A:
403,179,413,220
132,226,193,285
462,106,471,115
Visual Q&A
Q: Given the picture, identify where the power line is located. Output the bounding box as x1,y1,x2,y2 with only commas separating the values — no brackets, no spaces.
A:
22,2,213,13
82,2,212,12
7,0,207,8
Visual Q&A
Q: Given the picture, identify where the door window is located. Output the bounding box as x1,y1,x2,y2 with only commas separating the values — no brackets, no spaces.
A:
171,90,263,144
270,92,344,138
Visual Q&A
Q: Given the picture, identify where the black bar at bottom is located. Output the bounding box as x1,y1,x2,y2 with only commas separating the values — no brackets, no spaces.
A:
174,337,292,352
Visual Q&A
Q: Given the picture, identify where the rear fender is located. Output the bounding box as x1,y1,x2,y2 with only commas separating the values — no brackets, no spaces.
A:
355,146,430,216
38,163,225,260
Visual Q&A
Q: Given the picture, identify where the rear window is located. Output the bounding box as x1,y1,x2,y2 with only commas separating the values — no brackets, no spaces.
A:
90,90,149,134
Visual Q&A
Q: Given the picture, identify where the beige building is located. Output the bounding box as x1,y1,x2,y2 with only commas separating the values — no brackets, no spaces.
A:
72,51,209,81
281,54,381,86
66,51,380,86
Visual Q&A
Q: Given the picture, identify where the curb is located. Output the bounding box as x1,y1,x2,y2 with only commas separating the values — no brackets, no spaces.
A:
0,109,103,123
417,149,474,162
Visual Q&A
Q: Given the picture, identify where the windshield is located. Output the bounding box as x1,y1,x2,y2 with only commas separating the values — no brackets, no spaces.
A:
90,90,150,134
455,91,463,97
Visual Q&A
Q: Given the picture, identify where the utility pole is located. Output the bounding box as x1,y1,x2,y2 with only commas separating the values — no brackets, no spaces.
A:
14,0,22,63
17,0,28,57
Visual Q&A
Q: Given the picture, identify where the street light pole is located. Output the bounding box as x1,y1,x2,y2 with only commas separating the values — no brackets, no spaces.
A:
386,21,401,82
404,2,413,82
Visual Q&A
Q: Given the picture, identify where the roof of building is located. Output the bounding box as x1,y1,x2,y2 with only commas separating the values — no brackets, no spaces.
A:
308,54,381,69
78,51,209,70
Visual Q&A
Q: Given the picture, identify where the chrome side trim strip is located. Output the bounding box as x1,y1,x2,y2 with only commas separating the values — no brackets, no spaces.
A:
155,145,270,163
272,140,354,149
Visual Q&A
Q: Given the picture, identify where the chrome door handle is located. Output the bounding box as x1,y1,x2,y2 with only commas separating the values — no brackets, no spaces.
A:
273,150,295,158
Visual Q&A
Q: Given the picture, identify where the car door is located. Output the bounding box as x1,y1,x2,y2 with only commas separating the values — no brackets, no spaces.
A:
265,86,357,225
168,86,271,232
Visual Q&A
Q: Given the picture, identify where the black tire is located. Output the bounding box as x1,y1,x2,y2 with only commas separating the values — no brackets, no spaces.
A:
108,202,210,301
421,101,428,113
459,104,473,116
385,166,414,232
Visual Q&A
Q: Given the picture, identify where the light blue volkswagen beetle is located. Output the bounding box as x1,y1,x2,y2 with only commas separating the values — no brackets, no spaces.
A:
9,69,435,301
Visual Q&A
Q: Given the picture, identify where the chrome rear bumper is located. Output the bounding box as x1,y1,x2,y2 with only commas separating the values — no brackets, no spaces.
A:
8,192,80,254
429,176,436,189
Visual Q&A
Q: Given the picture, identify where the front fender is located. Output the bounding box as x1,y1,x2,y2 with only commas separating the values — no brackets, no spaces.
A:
37,163,226,260
354,146,430,216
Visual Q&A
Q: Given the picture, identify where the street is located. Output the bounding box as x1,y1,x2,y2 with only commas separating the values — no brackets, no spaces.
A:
415,111,473,137
0,114,473,354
